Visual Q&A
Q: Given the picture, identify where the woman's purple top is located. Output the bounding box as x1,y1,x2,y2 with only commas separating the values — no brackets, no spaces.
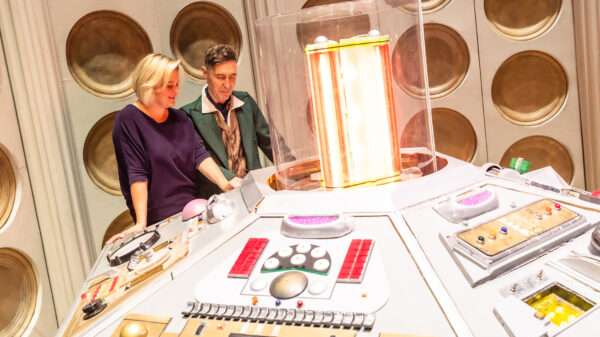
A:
113,104,211,224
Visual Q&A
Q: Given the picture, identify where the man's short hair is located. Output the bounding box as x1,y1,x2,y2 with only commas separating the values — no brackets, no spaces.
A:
205,44,237,70
131,53,180,105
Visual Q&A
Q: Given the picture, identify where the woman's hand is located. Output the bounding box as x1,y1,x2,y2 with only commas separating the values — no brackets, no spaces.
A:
198,158,242,192
105,223,146,245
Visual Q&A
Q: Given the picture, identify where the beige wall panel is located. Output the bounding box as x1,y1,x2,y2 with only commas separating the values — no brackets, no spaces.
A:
573,2,600,191
474,0,584,187
47,1,164,252
421,0,487,165
0,38,57,335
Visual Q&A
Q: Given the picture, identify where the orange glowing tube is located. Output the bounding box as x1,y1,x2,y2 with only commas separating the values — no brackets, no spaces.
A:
306,33,402,188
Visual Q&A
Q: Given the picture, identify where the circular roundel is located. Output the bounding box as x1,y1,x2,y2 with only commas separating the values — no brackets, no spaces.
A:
400,108,477,162
102,210,135,248
420,0,453,13
500,135,574,183
484,0,561,41
0,146,16,230
83,111,120,195
170,2,242,82
492,51,567,126
297,1,371,50
393,23,469,99
0,248,38,337
431,108,477,162
66,10,152,99
386,0,452,14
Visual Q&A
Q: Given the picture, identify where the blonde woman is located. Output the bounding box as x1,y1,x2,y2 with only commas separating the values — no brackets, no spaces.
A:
107,54,240,244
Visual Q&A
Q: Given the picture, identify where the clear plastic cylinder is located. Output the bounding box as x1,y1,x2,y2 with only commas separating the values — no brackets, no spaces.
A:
256,0,435,190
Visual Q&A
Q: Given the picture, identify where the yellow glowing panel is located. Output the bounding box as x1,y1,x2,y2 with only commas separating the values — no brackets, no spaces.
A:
306,35,402,188
525,284,594,327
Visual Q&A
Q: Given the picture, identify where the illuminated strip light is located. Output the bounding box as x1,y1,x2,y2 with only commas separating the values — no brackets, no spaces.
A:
306,35,402,188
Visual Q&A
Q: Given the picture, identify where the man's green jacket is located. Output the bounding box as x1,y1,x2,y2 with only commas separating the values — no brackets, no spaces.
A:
181,90,273,198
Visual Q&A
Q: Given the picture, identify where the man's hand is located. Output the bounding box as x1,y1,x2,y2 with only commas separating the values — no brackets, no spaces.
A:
105,223,146,245
224,176,242,191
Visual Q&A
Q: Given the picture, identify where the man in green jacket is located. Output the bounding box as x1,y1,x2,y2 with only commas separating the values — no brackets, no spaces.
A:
181,44,272,199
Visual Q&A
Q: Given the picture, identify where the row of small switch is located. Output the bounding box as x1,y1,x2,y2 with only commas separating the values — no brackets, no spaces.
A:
182,301,375,329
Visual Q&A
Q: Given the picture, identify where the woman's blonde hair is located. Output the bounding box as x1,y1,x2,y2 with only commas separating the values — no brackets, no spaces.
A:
131,53,181,105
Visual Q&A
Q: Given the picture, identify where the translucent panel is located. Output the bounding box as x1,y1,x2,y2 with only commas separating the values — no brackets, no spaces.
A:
394,23,469,99
403,108,476,162
256,0,434,190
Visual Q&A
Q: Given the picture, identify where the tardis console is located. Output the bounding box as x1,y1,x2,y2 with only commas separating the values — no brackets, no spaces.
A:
57,157,600,337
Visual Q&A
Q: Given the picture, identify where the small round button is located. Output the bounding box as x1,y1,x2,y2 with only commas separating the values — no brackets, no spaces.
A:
296,243,311,254
500,227,508,234
250,278,268,291
477,236,485,244
297,300,303,308
488,231,497,240
252,296,258,305
313,259,330,272
278,247,293,258
275,299,281,306
264,258,280,270
291,254,306,266
535,212,542,220
308,280,327,295
310,247,326,258
555,203,561,210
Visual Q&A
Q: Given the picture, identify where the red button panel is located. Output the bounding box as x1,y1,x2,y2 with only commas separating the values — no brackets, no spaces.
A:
337,239,374,283
228,238,269,278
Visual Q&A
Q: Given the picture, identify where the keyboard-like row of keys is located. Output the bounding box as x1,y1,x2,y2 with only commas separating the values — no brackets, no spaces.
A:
182,301,375,330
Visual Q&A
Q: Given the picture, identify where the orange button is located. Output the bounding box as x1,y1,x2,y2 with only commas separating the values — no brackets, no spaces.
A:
252,296,258,305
